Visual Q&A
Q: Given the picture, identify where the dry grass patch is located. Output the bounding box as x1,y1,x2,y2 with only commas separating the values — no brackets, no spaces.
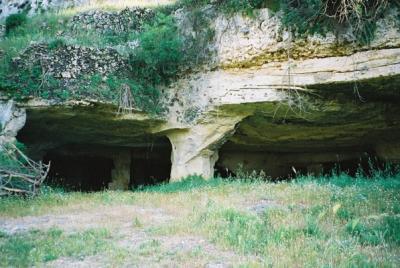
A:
0,174,399,266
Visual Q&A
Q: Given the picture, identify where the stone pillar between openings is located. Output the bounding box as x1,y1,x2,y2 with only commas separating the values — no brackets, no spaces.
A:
166,115,246,181
109,150,131,190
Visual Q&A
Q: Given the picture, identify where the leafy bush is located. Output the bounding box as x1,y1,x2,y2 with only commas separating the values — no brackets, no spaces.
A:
129,14,184,86
5,13,27,35
124,13,186,114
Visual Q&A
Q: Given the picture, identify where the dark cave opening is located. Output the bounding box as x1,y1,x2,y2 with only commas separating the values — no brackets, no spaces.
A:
215,145,385,180
40,139,172,191
130,143,172,188
43,152,114,192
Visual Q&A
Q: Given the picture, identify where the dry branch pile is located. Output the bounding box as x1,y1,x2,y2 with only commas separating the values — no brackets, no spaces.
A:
0,143,50,196
323,0,389,23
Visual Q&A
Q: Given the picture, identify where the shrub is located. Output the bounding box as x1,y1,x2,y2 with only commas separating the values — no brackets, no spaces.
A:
47,38,65,50
5,13,27,35
129,13,184,86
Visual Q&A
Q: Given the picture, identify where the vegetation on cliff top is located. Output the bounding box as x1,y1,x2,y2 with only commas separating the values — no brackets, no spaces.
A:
178,0,398,44
0,0,398,114
0,10,188,115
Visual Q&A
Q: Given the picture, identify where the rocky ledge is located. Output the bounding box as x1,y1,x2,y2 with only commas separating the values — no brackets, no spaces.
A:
1,7,400,189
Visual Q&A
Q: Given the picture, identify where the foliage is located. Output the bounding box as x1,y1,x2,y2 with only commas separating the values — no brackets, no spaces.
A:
178,0,397,44
0,60,65,100
5,13,27,35
129,14,184,86
123,13,187,114
0,228,111,267
234,163,268,181
178,0,273,15
280,0,393,44
82,74,164,114
0,170,399,266
140,175,228,193
47,38,66,50
346,215,400,245
0,11,185,115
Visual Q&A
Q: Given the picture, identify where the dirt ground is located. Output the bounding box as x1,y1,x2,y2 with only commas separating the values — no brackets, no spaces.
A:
0,203,254,267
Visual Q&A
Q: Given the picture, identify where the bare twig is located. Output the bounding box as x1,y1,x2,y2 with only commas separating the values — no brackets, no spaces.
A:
118,84,135,114
273,28,310,120
0,143,50,196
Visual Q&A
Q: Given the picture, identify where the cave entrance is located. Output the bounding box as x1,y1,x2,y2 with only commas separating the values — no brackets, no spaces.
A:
216,143,379,180
43,153,114,192
41,138,172,191
130,143,172,188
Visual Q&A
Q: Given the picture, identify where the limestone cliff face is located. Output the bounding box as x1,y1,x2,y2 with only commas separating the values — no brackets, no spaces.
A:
0,99,26,145
3,6,400,186
162,7,400,180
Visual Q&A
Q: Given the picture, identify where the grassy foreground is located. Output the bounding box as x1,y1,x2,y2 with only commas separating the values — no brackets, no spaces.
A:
1,173,399,267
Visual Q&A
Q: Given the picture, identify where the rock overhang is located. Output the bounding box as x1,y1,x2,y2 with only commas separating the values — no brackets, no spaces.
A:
1,5,400,183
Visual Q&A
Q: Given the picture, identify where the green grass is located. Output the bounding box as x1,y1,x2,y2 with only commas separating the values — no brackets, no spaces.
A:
149,173,400,266
0,228,114,267
1,0,396,113
0,188,137,217
140,175,228,193
0,172,399,266
0,8,186,115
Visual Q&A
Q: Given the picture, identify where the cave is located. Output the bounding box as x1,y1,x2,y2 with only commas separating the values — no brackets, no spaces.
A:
14,105,174,191
43,152,114,191
26,139,172,191
214,112,389,180
215,145,383,180
130,141,172,188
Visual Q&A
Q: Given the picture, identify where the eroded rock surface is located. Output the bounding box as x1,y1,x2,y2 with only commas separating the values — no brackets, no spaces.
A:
3,6,400,184
0,99,26,145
